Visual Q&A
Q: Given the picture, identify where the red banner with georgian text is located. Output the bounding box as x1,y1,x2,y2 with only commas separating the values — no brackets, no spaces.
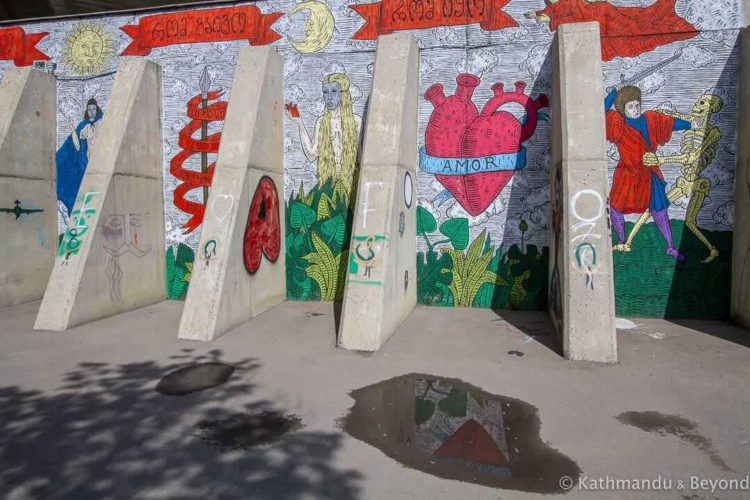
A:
120,6,283,56
0,27,49,66
350,0,515,40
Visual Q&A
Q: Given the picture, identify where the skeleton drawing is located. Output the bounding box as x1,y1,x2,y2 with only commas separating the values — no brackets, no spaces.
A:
625,92,724,263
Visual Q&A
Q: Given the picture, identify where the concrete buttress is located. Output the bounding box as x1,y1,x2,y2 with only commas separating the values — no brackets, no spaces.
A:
178,46,285,342
549,22,617,362
338,33,419,351
34,58,165,331
0,68,56,308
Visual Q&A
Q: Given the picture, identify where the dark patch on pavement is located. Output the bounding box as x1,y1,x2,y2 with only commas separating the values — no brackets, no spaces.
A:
507,351,525,357
616,411,732,472
194,411,303,451
307,312,325,317
339,374,580,493
156,362,235,396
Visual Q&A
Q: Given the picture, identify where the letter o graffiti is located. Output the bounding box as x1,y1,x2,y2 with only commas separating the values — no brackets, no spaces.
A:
242,176,280,274
570,189,604,223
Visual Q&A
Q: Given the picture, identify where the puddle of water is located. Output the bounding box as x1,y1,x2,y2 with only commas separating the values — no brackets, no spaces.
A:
194,411,302,451
616,411,732,472
155,362,235,396
339,374,580,493
507,351,525,357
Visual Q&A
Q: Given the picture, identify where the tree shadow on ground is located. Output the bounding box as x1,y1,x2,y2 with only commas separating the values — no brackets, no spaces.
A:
0,349,362,500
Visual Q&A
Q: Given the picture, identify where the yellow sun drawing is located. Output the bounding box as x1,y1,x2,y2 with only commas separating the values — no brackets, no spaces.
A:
62,21,114,76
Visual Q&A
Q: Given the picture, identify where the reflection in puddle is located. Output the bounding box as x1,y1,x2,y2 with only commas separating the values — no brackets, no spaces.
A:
340,374,580,493
194,412,303,451
155,362,235,396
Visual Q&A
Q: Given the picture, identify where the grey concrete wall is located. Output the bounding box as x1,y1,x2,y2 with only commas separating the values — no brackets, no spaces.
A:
550,22,617,363
34,59,164,331
178,46,285,342
338,34,419,351
0,68,57,308
732,27,750,327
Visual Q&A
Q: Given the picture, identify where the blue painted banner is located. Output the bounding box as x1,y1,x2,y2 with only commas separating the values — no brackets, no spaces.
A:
418,147,527,176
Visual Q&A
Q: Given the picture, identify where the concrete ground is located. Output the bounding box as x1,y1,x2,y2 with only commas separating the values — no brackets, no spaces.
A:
1,300,749,500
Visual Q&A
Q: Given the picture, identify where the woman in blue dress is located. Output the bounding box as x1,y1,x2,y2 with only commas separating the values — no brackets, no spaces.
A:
56,98,103,215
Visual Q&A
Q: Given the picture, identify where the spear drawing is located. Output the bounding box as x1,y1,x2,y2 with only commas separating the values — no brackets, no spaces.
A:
199,67,212,204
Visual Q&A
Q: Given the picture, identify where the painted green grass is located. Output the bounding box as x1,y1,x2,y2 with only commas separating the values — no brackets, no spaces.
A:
416,207,549,310
613,221,732,319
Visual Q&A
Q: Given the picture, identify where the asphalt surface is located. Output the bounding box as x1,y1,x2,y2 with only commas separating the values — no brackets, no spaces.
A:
1,299,749,499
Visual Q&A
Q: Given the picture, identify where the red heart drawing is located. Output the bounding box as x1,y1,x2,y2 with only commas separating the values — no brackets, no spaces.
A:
423,76,549,217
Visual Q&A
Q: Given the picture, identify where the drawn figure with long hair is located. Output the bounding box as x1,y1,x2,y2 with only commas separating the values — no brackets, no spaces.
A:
56,97,103,216
288,72,362,200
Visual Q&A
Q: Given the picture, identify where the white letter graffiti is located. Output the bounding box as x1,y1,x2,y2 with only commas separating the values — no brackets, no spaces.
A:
359,181,383,229
570,189,604,289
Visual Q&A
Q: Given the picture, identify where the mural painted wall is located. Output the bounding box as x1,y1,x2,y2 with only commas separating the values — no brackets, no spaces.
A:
0,0,741,318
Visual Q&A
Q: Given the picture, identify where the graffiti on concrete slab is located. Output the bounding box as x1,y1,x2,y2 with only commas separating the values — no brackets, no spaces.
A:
349,234,386,285
210,194,234,224
102,213,152,302
58,191,99,261
570,189,605,290
243,176,281,274
404,171,413,208
0,200,43,220
199,238,218,269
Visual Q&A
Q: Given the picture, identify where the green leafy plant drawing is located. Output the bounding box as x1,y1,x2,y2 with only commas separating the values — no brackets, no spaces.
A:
165,243,194,300
416,205,548,310
320,212,347,247
285,179,354,302
289,201,316,239
446,229,507,307
490,244,549,310
316,193,333,221
417,249,453,306
303,233,348,301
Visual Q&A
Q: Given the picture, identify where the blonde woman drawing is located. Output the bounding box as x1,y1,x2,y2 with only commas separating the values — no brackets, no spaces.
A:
288,73,362,199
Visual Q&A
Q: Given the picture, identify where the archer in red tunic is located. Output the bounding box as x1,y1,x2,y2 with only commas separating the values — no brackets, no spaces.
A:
605,86,692,261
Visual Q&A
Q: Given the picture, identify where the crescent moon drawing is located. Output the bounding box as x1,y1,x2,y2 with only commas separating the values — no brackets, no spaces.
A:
287,0,335,54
